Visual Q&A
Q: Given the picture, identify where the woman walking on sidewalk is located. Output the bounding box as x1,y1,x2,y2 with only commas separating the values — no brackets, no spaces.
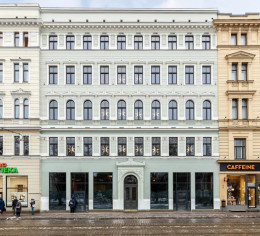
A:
30,199,35,215
16,200,22,217
0,198,6,215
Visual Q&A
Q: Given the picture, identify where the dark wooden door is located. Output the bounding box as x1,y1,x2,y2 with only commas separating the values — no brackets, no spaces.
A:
124,175,138,210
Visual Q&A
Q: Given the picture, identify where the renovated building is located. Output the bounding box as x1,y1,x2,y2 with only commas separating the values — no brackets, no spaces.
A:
215,14,260,211
0,4,41,211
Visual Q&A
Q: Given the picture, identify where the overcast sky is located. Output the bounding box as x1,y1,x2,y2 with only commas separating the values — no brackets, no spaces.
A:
0,0,260,14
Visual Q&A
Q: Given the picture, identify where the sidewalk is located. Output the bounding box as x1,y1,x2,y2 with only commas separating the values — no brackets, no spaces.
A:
1,211,260,220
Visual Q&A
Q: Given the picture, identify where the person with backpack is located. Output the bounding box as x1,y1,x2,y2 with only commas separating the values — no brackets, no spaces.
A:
0,198,6,215
12,196,18,215
30,198,35,215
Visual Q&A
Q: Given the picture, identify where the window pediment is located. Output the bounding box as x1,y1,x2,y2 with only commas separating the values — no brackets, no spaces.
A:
225,51,255,62
11,88,31,96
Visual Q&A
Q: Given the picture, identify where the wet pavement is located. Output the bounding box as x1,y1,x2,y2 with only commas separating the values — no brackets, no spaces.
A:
0,212,259,235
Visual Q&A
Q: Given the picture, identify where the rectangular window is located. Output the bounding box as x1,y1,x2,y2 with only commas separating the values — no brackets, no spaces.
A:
227,175,245,206
49,173,66,210
23,63,28,82
231,34,237,45
49,137,58,156
185,36,194,49
234,139,246,160
134,66,143,84
168,66,177,84
242,99,248,120
168,35,177,50
195,173,213,209
134,36,143,50
0,32,3,46
241,64,247,81
151,36,160,50
14,63,19,82
203,137,212,156
118,137,127,156
14,32,19,47
93,172,112,209
49,35,57,50
100,36,109,50
23,136,29,156
66,36,75,50
83,66,92,84
150,173,168,209
101,137,109,156
117,66,126,84
232,99,238,120
100,66,109,84
151,66,160,84
49,66,58,84
0,136,3,155
135,137,143,156
202,35,210,49
241,34,247,45
0,63,3,83
84,137,92,156
232,64,237,81
7,176,28,207
66,66,75,84
185,66,194,84
152,137,160,156
117,36,126,50
186,137,195,156
83,35,92,50
202,66,211,84
14,136,20,155
169,137,178,156
66,137,75,156
23,32,28,47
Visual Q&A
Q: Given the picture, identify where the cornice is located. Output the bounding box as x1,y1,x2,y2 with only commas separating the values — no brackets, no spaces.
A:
214,19,260,28
0,19,42,26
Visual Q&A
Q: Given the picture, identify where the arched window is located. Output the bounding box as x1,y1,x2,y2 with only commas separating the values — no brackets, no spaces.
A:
117,100,126,120
66,100,75,120
23,99,29,119
101,100,109,120
49,100,58,120
0,99,2,119
186,100,194,120
169,100,177,120
14,99,20,119
203,100,211,120
84,100,92,120
134,100,143,120
152,100,160,120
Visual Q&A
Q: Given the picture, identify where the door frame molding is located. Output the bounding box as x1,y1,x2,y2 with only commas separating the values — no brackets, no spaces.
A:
124,175,138,210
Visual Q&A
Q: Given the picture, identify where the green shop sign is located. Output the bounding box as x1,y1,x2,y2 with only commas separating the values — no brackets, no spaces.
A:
0,163,18,173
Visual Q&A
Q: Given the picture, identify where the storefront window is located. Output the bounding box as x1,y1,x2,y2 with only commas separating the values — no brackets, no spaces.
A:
150,172,168,209
258,176,260,205
93,172,112,209
71,173,88,212
49,173,66,210
227,175,245,206
7,176,28,207
195,173,213,209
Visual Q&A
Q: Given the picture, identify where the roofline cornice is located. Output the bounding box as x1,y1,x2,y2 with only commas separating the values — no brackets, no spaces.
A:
0,19,42,26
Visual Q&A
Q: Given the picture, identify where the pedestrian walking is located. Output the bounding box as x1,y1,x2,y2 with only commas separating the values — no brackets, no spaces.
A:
0,198,6,215
69,196,77,213
16,200,22,217
12,196,18,215
30,198,35,215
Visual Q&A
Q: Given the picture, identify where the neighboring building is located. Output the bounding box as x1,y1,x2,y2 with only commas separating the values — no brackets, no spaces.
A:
215,14,260,211
39,8,219,211
0,4,41,211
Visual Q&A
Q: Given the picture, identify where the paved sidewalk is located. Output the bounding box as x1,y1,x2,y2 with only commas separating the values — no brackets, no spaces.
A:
1,211,260,220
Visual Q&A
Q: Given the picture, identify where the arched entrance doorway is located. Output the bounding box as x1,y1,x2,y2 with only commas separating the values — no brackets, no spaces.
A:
124,175,138,210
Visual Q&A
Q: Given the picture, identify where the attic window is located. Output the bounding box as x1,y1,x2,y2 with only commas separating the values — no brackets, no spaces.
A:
172,20,175,22
120,19,123,22
154,19,157,22
86,19,88,22
69,19,71,22
137,19,140,22
103,19,106,22
52,19,54,22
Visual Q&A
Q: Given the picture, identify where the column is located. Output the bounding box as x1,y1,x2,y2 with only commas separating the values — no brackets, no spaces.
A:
168,172,173,210
89,171,93,210
66,172,70,211
191,172,196,210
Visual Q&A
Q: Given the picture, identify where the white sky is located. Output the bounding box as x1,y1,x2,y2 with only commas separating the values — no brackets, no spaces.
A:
0,0,260,14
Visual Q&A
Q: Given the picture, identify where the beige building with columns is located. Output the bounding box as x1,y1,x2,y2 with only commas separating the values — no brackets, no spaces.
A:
215,14,260,211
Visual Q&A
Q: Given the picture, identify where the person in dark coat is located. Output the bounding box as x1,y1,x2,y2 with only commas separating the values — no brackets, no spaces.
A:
30,199,35,215
12,197,18,215
69,196,77,213
0,198,5,214
16,200,22,217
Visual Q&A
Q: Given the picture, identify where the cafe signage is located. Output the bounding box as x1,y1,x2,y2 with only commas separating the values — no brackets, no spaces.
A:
0,163,18,173
220,163,260,172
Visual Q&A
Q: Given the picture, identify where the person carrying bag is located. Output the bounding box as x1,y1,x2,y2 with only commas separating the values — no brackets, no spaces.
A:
30,199,36,215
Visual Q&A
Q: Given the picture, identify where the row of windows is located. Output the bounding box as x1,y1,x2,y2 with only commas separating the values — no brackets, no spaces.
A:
46,65,212,85
232,63,248,81
231,33,247,46
232,99,248,120
0,136,29,156
48,34,212,50
48,99,212,121
47,137,213,157
0,32,28,47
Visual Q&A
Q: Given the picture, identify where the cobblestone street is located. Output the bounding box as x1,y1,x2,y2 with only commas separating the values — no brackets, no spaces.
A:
0,212,260,235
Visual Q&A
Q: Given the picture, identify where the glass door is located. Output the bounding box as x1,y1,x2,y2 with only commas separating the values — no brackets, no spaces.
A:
248,187,256,208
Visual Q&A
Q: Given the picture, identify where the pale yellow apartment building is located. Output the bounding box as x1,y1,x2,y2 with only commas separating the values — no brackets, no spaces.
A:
215,14,260,211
